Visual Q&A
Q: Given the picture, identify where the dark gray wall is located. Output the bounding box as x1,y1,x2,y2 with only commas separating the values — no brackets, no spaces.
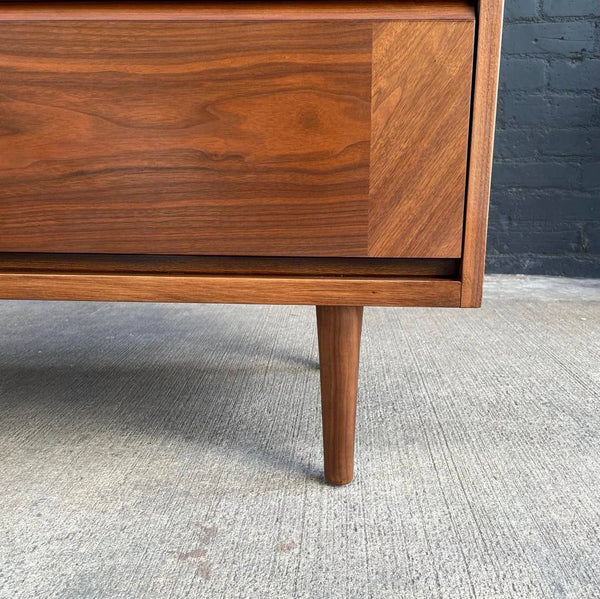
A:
488,0,599,277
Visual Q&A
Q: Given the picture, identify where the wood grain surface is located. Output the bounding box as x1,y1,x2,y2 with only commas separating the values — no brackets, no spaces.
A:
0,20,371,255
317,305,363,485
461,0,505,306
369,19,475,257
0,273,462,307
0,3,480,265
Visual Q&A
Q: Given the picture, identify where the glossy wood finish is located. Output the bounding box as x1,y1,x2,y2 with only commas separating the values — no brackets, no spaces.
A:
369,19,474,257
0,2,476,21
0,273,461,307
0,254,459,278
0,20,371,256
0,4,475,258
316,305,363,485
461,0,505,306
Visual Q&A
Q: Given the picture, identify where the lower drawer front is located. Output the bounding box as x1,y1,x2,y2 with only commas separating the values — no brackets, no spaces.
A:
0,12,474,258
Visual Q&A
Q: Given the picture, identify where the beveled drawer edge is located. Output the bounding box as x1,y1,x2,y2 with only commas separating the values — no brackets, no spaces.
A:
0,2,476,22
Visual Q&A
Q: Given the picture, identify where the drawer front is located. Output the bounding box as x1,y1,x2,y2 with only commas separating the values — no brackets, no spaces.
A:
0,11,474,258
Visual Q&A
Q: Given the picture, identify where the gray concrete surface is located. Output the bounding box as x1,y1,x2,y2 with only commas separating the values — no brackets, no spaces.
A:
0,275,599,599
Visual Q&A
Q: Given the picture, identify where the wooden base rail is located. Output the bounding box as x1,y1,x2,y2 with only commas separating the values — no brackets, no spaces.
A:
0,273,461,308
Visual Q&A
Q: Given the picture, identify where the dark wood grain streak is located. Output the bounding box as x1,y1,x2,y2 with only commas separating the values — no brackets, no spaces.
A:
0,2,476,22
0,20,371,256
369,19,475,258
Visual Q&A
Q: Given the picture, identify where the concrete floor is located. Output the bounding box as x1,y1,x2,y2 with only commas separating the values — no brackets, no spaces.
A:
0,275,599,599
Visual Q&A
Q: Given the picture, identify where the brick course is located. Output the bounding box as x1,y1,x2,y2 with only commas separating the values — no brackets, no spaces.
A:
488,0,600,277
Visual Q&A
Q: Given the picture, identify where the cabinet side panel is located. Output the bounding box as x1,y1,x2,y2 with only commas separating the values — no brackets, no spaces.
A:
369,19,475,258
461,0,504,307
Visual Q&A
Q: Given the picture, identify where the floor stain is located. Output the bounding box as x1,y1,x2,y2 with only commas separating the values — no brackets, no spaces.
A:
175,548,206,562
171,525,218,581
198,525,218,545
197,561,212,580
275,539,298,553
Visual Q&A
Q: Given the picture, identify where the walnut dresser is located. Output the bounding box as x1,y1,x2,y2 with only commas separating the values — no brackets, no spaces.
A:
0,1,504,485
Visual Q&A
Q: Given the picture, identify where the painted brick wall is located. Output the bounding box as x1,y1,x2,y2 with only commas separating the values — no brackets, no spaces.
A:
488,0,600,277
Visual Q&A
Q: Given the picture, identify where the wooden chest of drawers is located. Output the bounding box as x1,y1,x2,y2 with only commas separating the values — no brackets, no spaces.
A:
0,1,504,484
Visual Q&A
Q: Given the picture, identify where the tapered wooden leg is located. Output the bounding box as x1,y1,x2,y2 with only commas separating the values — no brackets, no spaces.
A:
316,305,363,486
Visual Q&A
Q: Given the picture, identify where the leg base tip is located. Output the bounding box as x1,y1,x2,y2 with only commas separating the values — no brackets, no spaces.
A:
324,473,354,486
